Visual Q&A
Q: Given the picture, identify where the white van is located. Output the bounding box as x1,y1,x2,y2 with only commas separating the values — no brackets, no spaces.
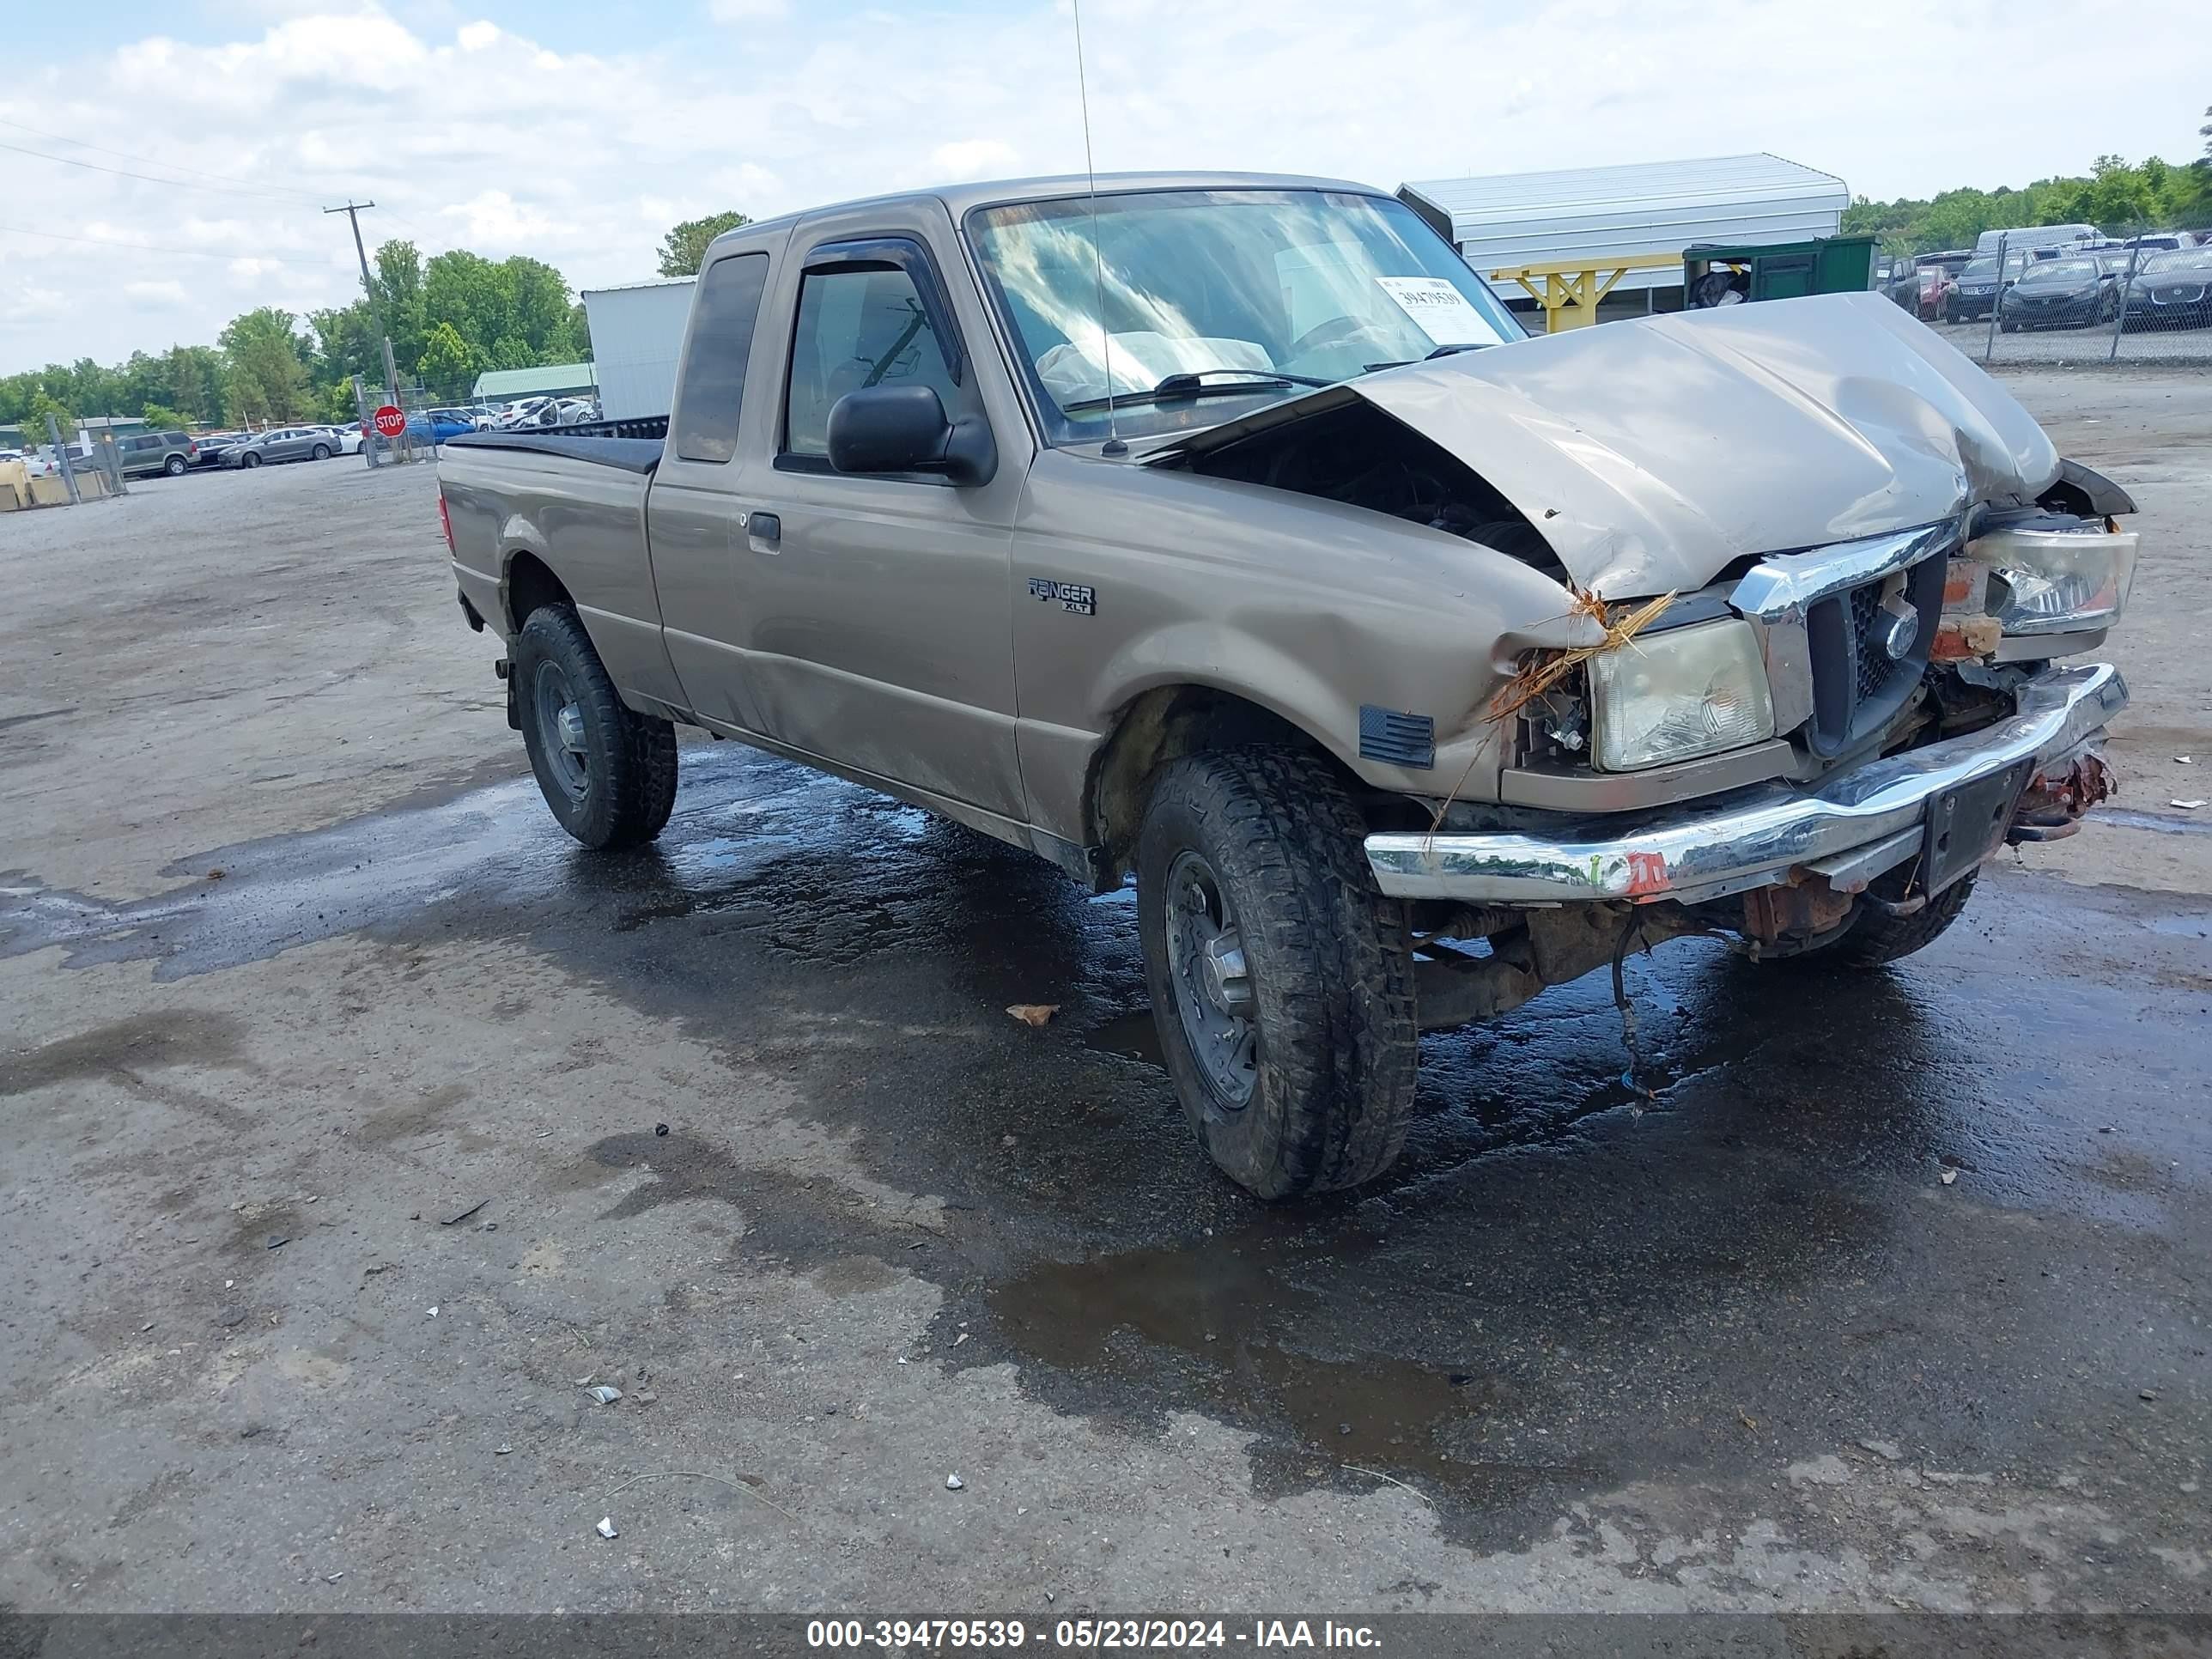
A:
1975,224,2099,257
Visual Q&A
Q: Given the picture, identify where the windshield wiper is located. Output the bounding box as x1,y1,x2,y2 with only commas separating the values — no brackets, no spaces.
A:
1360,342,1492,374
1060,367,1331,413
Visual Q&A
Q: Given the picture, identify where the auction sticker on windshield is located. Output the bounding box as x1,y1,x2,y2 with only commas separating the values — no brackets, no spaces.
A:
1374,276,1507,346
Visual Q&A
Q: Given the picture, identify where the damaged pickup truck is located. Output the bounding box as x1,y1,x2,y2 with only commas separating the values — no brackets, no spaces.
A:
437,172,2136,1199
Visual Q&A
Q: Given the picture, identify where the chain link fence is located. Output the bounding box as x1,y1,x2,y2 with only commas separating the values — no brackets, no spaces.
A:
1906,221,2212,368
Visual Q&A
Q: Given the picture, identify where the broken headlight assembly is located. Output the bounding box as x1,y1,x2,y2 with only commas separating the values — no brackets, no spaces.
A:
1973,522,2138,637
1588,617,1776,772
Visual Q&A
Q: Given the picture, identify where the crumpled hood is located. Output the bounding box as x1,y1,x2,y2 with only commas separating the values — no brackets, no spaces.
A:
1152,292,2063,597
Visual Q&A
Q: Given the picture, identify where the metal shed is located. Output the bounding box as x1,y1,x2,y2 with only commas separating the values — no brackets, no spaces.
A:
581,278,696,422
472,362,599,403
1399,153,1850,305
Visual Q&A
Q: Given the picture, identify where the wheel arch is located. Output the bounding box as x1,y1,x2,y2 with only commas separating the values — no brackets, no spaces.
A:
1083,682,1365,886
501,549,574,636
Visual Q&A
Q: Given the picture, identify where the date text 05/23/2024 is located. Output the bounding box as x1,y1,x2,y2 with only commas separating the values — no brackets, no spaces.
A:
805,1619,1382,1650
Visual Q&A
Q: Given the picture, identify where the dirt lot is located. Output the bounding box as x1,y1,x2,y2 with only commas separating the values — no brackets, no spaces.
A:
2,374,2209,1620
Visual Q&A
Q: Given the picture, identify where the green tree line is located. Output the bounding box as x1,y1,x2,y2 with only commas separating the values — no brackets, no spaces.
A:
1844,136,2212,255
0,239,594,435
2,209,756,436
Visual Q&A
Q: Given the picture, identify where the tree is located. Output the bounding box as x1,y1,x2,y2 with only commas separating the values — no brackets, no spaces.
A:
25,386,75,440
218,308,311,424
657,211,750,277
138,403,192,433
416,321,482,401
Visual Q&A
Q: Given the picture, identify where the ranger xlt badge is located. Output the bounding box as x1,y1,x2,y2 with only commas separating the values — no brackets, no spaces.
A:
1030,578,1095,616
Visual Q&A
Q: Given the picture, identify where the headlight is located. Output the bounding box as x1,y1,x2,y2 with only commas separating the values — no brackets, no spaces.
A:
1973,525,2138,635
1589,617,1776,772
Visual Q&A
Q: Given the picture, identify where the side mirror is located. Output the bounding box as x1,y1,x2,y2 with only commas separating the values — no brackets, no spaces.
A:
826,385,995,486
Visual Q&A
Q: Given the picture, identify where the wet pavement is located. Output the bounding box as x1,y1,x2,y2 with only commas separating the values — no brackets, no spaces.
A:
3,413,2210,1613
6,743,2208,1577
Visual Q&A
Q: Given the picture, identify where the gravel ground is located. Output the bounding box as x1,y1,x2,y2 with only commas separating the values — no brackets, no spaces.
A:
1926,314,2212,368
1,384,2209,1623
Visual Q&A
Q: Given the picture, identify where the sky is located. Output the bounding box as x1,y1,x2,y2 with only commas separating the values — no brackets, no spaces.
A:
3,0,2207,375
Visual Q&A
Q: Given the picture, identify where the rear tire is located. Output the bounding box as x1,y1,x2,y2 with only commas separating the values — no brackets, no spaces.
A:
512,605,678,850
162,454,186,477
1136,747,1417,1200
312,443,331,460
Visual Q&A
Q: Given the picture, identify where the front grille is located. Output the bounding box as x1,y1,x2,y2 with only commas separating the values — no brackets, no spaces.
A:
1849,583,1892,705
1803,553,1946,758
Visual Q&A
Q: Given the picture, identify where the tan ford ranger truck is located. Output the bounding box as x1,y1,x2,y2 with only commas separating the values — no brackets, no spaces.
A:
437,172,2137,1199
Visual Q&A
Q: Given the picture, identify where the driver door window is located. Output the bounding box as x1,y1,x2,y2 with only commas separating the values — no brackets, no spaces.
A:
783,266,960,460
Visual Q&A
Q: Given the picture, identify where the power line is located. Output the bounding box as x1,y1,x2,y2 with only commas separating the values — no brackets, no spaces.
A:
0,136,325,204
0,115,330,204
0,222,336,267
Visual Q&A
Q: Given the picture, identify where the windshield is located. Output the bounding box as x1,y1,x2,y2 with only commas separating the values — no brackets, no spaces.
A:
966,187,1524,444
2021,259,2097,284
2143,249,2212,275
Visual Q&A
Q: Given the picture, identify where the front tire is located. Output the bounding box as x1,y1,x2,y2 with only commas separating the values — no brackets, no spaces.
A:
242,452,262,469
512,605,678,849
1136,747,1417,1200
312,443,331,460
163,454,187,477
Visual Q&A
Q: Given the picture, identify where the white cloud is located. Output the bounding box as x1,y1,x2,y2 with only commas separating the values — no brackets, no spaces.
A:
4,0,2209,375
125,280,189,306
930,139,1022,182
441,190,556,243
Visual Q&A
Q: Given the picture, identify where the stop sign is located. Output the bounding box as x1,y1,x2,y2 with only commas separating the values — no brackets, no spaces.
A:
372,404,406,439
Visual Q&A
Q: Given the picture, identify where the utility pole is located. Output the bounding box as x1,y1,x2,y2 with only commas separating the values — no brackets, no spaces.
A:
326,201,402,407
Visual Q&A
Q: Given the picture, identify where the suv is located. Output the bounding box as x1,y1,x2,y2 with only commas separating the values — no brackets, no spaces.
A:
113,430,200,477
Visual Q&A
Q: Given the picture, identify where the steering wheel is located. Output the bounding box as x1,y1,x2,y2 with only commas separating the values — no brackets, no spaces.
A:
1285,316,1395,360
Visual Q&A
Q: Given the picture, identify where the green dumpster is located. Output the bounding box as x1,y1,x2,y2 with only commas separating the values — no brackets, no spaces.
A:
1682,235,1879,309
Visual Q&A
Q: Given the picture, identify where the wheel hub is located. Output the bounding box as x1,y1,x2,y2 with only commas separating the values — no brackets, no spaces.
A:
1200,932,1251,1017
532,660,590,801
1164,850,1257,1107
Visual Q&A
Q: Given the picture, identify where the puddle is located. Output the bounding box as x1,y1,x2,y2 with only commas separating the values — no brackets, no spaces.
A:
1082,1007,1165,1066
2096,806,2212,837
988,1231,1519,1487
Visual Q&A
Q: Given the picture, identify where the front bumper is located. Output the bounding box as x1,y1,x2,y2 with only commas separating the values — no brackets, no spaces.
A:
1365,663,2125,904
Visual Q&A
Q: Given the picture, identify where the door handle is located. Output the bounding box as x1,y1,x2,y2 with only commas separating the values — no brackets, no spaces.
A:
747,511,781,544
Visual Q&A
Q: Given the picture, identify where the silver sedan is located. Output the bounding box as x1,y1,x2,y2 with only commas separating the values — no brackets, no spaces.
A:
223,427,339,468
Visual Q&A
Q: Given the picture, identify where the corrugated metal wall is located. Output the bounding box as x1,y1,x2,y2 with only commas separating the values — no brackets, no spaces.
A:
582,280,696,422
1402,154,1850,298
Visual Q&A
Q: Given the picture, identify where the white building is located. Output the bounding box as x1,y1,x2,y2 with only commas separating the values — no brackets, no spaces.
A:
581,278,696,422
1399,152,1850,311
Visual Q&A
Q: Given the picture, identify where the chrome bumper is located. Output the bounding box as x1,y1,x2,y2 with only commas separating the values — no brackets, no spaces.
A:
1365,663,2126,904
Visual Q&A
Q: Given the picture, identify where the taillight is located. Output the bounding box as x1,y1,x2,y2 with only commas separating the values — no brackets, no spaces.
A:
438,493,455,553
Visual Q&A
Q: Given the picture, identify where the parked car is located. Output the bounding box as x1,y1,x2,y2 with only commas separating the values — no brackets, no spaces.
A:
406,410,480,444
110,429,199,477
436,172,2139,1200
1998,256,2124,331
1944,250,2029,322
191,433,246,468
1974,223,2099,258
553,398,603,426
1913,264,1955,320
1875,256,1920,313
2122,247,2212,331
491,398,555,430
1917,249,1973,276
223,426,339,467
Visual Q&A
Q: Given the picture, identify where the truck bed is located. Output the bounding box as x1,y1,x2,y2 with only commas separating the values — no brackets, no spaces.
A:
443,429,664,474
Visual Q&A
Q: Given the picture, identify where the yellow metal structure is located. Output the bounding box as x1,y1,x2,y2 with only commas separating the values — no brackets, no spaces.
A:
1491,252,1680,332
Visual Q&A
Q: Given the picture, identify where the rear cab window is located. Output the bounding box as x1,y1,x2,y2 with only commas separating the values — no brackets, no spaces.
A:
672,252,770,464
